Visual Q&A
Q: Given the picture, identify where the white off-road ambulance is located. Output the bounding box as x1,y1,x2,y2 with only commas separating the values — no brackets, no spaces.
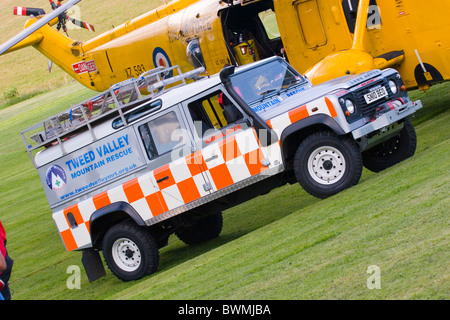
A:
21,57,422,281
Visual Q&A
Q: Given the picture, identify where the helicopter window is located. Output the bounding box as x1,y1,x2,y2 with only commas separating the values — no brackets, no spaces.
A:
188,90,243,139
258,9,280,40
139,111,186,160
293,0,327,48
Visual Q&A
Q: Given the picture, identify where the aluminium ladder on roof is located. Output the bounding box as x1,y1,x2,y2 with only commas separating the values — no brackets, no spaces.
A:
21,65,205,167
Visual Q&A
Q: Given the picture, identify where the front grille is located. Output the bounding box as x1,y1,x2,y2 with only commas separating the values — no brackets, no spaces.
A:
353,79,393,119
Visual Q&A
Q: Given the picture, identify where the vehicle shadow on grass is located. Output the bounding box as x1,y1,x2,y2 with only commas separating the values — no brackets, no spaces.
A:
157,183,320,272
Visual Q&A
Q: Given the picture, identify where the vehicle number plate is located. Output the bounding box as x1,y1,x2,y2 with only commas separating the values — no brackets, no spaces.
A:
364,86,388,104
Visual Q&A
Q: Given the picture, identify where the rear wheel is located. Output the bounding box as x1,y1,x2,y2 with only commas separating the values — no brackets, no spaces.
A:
102,221,159,281
175,212,223,245
362,119,417,172
294,131,363,198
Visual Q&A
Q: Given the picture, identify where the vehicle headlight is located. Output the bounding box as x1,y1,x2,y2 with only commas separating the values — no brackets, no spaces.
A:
345,99,355,114
389,80,398,94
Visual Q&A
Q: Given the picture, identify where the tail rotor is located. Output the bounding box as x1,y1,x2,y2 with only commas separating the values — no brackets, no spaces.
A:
13,7,46,17
49,0,95,35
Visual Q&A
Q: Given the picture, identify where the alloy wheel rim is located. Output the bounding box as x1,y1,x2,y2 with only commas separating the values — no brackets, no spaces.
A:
307,146,346,185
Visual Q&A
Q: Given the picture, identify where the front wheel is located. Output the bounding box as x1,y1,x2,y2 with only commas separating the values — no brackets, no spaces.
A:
102,221,159,282
294,131,363,199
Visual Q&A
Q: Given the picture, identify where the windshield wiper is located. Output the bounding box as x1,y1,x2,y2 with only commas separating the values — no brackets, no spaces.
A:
279,79,298,95
259,89,276,102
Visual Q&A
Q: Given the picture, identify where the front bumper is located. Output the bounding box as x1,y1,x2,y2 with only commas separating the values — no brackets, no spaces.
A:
351,100,423,139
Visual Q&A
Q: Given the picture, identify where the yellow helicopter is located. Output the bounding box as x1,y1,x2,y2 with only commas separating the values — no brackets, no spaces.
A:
1,0,449,93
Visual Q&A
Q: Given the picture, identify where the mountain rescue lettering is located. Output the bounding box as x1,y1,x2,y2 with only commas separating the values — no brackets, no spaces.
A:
65,134,131,178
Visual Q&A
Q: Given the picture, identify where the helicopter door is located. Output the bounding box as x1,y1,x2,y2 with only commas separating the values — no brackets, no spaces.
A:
293,0,327,49
221,1,285,65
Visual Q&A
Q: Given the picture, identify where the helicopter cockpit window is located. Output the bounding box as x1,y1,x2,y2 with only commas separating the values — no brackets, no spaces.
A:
221,1,286,63
258,9,280,40
342,0,380,33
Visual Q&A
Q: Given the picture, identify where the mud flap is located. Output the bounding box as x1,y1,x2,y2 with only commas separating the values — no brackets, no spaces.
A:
82,248,106,283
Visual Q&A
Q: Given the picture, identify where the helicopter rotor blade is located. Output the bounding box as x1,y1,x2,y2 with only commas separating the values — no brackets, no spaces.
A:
0,0,81,56
13,7,46,17
68,16,95,32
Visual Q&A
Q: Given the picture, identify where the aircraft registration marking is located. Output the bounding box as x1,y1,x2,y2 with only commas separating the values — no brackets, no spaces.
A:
124,64,147,78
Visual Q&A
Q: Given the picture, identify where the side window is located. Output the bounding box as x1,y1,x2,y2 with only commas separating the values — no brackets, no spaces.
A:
139,111,186,160
188,90,244,138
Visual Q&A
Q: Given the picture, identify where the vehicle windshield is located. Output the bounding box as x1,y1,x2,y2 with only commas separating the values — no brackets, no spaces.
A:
229,59,306,108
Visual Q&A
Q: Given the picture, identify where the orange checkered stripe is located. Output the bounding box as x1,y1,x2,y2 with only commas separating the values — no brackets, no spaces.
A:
53,129,269,252
266,96,337,132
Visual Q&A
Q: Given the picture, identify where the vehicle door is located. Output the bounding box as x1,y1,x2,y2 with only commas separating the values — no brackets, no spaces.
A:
181,85,270,193
135,105,211,216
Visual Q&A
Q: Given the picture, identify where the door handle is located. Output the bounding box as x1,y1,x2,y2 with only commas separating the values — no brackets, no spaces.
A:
156,176,169,183
205,154,218,162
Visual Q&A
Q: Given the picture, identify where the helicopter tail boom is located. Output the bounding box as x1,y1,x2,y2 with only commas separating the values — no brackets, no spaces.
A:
3,31,44,54
1,15,62,55
0,0,81,56
2,15,96,89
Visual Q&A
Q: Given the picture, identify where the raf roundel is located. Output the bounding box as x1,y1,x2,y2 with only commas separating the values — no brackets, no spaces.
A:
46,165,67,191
152,47,173,77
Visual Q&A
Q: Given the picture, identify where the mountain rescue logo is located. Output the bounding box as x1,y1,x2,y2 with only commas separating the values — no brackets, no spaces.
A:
46,165,67,191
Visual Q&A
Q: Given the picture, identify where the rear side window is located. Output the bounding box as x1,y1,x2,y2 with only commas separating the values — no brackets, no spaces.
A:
112,99,162,129
138,111,185,160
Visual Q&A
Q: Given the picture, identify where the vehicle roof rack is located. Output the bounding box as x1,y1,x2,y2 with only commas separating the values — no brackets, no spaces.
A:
21,65,205,166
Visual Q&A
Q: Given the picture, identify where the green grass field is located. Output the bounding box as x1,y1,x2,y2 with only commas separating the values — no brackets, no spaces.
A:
0,80,448,300
0,0,448,302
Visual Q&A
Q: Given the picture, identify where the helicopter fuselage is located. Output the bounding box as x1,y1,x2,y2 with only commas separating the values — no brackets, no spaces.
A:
4,0,450,92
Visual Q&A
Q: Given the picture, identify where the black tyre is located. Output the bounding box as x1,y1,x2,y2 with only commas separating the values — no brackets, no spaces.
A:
362,119,417,172
175,212,223,245
294,131,363,199
102,221,159,282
